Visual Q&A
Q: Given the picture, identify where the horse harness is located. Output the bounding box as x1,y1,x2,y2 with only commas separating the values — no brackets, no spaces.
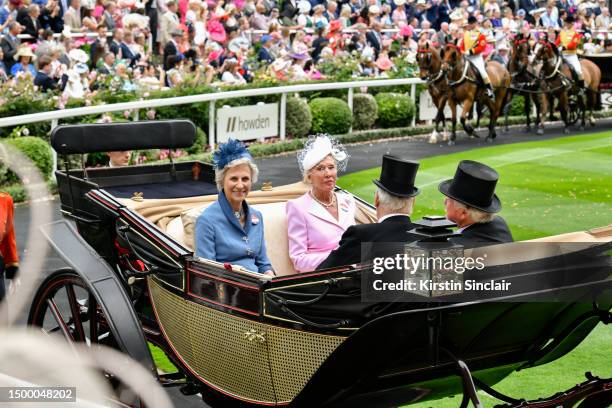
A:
417,47,446,91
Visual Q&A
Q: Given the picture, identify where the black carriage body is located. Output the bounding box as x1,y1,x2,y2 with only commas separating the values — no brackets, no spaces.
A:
38,120,612,408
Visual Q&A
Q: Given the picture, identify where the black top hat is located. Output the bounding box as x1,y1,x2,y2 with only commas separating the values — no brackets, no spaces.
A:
467,15,477,24
438,160,502,213
373,155,420,198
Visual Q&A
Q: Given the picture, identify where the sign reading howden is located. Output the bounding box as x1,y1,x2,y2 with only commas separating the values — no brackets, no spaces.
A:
217,103,279,142
419,91,453,121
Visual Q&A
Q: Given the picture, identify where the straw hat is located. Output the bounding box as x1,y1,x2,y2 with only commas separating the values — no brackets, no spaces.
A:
14,46,36,61
449,8,464,21
394,0,406,5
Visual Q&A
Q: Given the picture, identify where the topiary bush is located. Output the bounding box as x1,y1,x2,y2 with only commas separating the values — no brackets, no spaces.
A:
286,97,312,138
375,93,415,128
0,136,53,184
309,97,353,135
352,93,378,130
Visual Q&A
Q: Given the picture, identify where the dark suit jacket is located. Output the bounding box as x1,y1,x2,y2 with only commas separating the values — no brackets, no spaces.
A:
451,216,514,247
163,40,179,71
18,15,42,42
109,39,121,56
39,8,63,33
257,47,274,63
0,34,20,72
120,42,141,66
317,215,418,270
366,30,382,56
34,71,57,92
280,0,298,22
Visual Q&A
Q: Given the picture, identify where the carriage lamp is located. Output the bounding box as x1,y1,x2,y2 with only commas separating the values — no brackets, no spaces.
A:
403,216,465,298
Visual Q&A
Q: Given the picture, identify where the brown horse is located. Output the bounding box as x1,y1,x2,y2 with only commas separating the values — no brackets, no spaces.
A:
533,40,601,133
507,35,542,134
441,42,511,144
417,41,448,143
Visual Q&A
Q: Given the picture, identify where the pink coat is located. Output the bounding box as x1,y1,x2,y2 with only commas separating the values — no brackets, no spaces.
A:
286,192,356,273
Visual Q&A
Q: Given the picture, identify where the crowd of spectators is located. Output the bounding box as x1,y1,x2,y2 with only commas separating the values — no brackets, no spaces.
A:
1,0,611,100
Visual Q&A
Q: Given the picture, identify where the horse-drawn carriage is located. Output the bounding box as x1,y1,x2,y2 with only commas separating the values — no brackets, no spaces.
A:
582,52,612,107
28,120,611,407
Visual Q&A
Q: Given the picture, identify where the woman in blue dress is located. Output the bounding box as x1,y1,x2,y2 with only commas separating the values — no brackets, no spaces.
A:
195,139,274,276
10,47,37,77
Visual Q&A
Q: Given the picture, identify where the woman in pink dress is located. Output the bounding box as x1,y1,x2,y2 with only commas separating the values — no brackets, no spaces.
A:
286,135,356,272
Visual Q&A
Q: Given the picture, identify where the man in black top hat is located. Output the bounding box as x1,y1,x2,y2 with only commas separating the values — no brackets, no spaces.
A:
439,160,513,246
317,155,421,270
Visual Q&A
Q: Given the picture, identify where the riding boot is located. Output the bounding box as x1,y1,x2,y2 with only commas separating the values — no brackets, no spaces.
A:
486,83,495,102
577,78,585,95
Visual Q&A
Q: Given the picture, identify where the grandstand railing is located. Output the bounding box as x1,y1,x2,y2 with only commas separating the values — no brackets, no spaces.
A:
0,77,426,169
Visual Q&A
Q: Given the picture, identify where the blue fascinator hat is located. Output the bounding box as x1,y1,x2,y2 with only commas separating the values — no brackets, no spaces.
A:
213,139,253,170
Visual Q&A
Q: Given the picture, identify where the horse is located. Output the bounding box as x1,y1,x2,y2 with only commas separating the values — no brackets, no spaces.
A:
507,35,543,134
441,41,511,144
533,40,601,133
417,41,449,143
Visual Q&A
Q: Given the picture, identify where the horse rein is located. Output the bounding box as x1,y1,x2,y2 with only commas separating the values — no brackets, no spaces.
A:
418,47,445,85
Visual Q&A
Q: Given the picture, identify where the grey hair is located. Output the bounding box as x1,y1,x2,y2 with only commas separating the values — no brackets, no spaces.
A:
376,188,415,215
451,199,495,223
215,158,259,190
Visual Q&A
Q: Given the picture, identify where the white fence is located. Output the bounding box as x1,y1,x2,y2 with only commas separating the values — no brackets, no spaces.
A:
0,77,426,168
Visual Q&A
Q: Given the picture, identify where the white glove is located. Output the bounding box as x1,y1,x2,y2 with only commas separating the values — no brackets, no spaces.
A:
8,278,21,295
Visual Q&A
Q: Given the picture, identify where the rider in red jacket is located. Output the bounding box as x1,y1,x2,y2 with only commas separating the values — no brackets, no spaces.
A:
460,16,495,100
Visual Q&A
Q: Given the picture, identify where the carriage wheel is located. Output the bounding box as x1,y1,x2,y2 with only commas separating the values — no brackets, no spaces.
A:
28,268,144,407
28,268,117,348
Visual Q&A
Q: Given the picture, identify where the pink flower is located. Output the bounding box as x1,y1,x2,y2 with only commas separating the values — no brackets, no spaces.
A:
146,109,156,120
123,110,131,119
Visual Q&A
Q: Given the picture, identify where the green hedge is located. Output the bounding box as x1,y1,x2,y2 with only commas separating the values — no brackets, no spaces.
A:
352,93,378,130
309,97,353,135
375,93,415,128
0,137,53,185
286,97,312,138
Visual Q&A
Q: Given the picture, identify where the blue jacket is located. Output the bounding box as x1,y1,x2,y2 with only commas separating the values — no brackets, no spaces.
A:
195,191,272,274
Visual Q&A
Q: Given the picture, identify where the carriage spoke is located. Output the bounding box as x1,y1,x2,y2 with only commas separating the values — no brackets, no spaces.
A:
46,299,75,342
66,284,86,342
89,293,99,344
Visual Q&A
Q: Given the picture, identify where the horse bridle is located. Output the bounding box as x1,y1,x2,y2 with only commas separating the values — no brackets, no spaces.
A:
536,41,563,80
417,48,445,84
443,43,476,87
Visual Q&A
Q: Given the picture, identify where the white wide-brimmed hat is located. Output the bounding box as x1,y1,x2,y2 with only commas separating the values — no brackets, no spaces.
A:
394,0,406,6
68,48,89,63
298,134,349,175
298,0,311,13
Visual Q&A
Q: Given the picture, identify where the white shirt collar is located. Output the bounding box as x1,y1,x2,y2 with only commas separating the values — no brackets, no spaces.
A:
378,213,410,223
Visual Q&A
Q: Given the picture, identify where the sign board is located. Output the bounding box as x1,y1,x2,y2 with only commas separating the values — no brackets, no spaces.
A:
419,91,453,121
217,103,279,143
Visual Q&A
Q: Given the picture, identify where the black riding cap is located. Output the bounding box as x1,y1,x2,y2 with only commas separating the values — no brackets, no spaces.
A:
373,155,420,198
438,160,502,213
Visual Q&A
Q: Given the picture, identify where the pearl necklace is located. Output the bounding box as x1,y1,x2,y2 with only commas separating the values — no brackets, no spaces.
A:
311,191,336,208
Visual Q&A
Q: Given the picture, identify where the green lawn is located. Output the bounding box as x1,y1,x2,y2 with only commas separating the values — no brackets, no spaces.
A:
338,131,612,406
338,132,612,240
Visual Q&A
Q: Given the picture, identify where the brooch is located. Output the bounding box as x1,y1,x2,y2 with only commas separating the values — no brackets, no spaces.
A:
251,214,259,225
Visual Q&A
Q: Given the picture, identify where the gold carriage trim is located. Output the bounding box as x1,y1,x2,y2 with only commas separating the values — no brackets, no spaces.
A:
149,278,346,404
